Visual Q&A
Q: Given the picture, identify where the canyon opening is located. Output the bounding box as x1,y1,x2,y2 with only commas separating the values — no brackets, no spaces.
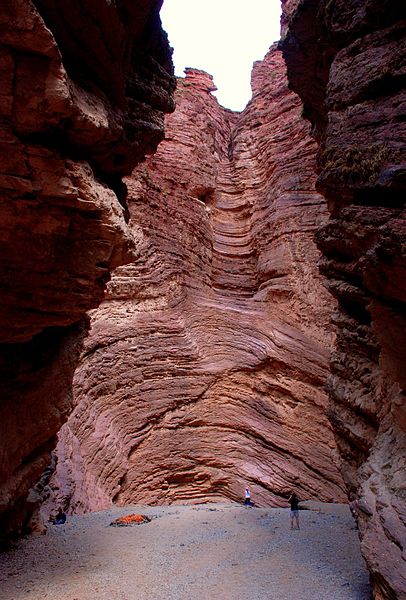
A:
0,1,404,600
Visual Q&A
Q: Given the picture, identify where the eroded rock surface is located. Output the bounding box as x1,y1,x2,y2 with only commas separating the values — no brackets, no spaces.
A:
48,48,346,516
0,0,175,541
281,2,406,598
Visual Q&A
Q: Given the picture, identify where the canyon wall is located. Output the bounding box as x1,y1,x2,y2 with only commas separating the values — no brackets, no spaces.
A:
48,47,346,514
281,1,406,598
0,0,175,541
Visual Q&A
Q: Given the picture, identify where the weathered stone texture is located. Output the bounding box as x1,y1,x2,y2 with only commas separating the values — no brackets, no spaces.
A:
281,1,406,598
0,0,175,541
48,48,345,516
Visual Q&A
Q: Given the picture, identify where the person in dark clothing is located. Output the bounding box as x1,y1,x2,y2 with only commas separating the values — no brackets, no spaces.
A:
288,492,300,530
55,508,66,525
244,487,251,508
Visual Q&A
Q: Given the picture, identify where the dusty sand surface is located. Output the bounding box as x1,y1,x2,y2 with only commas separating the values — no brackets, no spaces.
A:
0,503,371,600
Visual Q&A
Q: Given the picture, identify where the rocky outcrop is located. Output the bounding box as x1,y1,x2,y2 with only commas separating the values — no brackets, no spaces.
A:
48,47,346,516
280,2,406,598
0,0,175,542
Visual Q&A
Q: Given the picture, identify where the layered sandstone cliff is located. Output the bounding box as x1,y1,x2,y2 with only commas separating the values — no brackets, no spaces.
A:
281,2,406,598
0,0,175,541
48,47,346,515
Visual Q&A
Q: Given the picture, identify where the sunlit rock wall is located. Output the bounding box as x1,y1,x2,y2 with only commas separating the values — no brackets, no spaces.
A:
48,47,346,514
0,0,175,541
281,1,406,598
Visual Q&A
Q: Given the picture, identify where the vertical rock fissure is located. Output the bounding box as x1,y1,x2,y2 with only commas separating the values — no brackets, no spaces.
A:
210,157,258,297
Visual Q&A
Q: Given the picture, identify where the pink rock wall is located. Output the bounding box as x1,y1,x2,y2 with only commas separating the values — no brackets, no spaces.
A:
280,1,406,598
48,47,346,514
0,0,175,541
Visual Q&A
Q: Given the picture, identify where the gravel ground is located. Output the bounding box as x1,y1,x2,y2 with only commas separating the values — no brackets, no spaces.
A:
0,502,371,600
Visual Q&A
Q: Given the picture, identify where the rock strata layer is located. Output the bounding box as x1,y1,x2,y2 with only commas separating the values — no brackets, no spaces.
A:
0,0,175,541
281,2,406,598
49,48,346,515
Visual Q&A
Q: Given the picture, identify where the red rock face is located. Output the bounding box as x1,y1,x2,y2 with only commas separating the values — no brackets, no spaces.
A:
281,2,406,598
48,48,346,516
0,0,175,541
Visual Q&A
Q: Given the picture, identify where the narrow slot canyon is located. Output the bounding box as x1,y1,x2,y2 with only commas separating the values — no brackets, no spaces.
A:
0,1,404,599
45,50,344,516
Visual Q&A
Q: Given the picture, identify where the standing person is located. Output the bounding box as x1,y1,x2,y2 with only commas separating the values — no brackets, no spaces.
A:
55,507,67,525
289,492,300,529
244,487,251,508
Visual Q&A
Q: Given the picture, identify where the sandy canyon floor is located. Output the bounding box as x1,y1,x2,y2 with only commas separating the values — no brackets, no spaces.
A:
0,502,371,600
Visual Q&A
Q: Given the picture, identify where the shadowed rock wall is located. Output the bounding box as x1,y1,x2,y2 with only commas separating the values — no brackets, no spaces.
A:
0,0,175,541
281,1,406,598
48,47,346,514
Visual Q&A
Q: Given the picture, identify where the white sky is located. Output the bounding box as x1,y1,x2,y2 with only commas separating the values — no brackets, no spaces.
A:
160,0,282,112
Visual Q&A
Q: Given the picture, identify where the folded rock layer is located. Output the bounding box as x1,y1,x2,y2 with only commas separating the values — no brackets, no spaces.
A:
281,1,406,598
49,47,346,515
0,0,175,541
